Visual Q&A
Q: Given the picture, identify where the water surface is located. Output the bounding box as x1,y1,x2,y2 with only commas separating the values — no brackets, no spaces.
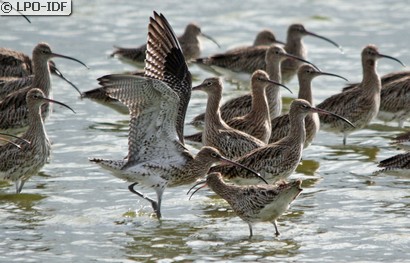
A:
1,0,409,262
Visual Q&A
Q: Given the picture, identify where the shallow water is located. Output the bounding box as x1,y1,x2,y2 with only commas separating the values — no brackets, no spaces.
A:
1,0,409,262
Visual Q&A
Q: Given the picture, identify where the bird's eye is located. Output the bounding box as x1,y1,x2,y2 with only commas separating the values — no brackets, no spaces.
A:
206,81,212,86
211,152,218,158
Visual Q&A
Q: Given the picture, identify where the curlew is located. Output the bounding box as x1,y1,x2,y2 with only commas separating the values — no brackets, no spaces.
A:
189,45,316,128
268,64,348,147
195,24,341,84
189,172,303,237
0,88,74,193
210,99,354,184
343,70,410,128
0,43,87,134
193,77,266,159
317,45,404,145
89,12,263,220
111,22,219,66
224,70,291,143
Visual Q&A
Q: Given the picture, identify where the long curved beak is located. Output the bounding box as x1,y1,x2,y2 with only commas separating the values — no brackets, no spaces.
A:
51,52,89,69
200,32,221,48
218,156,268,185
283,53,321,72
264,79,293,94
49,64,82,95
313,106,355,128
318,71,348,82
187,179,208,200
43,97,76,114
379,54,406,67
306,30,344,53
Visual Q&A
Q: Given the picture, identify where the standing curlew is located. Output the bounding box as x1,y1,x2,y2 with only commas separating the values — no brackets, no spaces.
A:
193,77,266,159
317,45,404,145
0,43,87,134
111,22,219,65
225,70,291,143
195,24,341,84
0,88,74,193
189,45,317,128
343,70,410,128
89,12,264,220
268,64,348,147
188,172,303,237
210,99,354,184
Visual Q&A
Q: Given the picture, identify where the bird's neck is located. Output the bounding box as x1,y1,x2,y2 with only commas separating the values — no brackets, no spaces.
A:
361,59,381,94
265,61,282,113
248,86,270,120
285,37,304,58
25,105,47,143
287,112,307,145
298,80,313,104
204,91,229,130
32,58,51,96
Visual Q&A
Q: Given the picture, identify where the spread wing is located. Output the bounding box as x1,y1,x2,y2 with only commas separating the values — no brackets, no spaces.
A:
144,11,192,144
100,74,187,167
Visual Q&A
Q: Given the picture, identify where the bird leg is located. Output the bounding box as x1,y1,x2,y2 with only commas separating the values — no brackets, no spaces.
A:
272,220,281,236
128,183,161,219
15,179,26,194
248,222,253,238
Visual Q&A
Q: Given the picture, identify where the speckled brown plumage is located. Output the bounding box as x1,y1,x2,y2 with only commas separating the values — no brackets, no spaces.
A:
317,45,404,145
211,99,354,184
269,64,347,147
191,172,303,237
194,77,266,159
0,89,73,193
343,71,410,128
90,12,259,220
225,70,276,143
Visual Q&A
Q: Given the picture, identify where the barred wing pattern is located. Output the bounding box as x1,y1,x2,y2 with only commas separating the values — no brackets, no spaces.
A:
101,75,187,167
